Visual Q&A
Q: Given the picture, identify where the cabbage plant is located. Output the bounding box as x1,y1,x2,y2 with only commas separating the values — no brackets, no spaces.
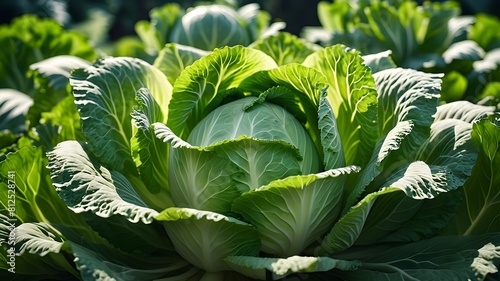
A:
135,2,285,54
2,42,500,280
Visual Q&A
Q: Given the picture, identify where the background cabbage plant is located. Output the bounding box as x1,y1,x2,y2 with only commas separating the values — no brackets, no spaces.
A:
2,37,498,280
135,2,285,56
0,2,499,279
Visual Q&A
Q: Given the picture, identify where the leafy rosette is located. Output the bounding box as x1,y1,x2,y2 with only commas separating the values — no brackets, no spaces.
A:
4,43,499,280
135,2,285,55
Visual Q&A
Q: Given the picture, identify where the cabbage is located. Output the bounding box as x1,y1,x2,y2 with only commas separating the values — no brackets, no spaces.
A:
169,5,251,51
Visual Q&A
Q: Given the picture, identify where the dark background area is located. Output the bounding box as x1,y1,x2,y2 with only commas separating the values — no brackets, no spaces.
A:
0,0,498,40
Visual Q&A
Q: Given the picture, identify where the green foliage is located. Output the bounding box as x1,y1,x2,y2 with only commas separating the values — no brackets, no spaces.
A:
0,1,499,280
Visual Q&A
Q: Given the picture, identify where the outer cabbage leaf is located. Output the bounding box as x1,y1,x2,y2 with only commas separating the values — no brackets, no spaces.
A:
467,48,500,100
344,120,414,211
0,218,79,279
342,65,441,208
232,166,359,257
153,43,209,85
156,207,261,273
330,234,500,281
444,114,500,235
238,3,285,41
70,56,172,175
433,100,496,123
1,217,195,281
355,119,478,243
417,1,461,55
186,95,321,174
303,44,378,168
441,40,484,69
320,118,478,254
69,241,193,281
46,140,174,254
250,32,321,65
225,255,360,280
46,140,158,223
0,89,32,134
167,45,277,139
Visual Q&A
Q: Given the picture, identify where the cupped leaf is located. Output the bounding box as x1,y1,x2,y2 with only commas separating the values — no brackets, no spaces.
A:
303,44,378,168
210,137,303,193
70,57,172,174
239,63,328,158
153,43,209,85
225,255,361,280
233,166,359,257
364,1,421,66
154,122,241,213
134,3,183,54
69,240,194,281
186,96,321,175
0,89,33,134
250,32,321,65
156,207,261,273
167,45,277,139
470,14,500,51
46,140,158,224
131,88,172,204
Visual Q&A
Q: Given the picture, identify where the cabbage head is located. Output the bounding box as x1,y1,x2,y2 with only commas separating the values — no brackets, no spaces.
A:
11,42,498,280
